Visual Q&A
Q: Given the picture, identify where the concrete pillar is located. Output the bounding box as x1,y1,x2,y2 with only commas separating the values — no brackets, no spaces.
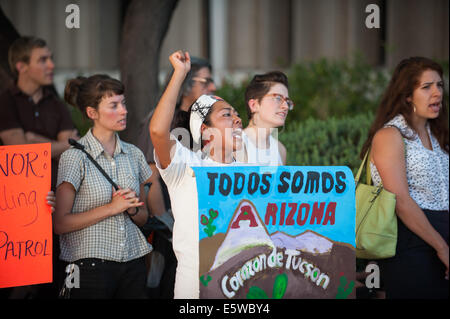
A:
34,1,54,48
347,0,382,65
227,0,257,70
386,0,449,68
53,0,74,69
95,0,120,69
227,0,290,71
160,0,205,69
292,0,350,62
210,0,228,84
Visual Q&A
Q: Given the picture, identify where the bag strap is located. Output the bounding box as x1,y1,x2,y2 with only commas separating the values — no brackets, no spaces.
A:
356,126,408,188
355,149,369,186
68,138,119,191
365,149,372,186
355,148,376,187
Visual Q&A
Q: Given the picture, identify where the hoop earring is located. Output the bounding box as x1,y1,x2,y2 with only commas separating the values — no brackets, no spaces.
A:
408,100,416,114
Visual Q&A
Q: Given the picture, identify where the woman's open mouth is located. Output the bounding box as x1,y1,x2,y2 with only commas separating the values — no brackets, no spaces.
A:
429,102,441,113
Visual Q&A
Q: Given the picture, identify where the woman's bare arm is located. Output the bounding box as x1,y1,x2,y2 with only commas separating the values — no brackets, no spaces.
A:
149,51,191,169
372,127,448,276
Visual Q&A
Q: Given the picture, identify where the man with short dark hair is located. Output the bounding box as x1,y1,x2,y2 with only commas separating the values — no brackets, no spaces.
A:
0,36,77,299
0,36,78,190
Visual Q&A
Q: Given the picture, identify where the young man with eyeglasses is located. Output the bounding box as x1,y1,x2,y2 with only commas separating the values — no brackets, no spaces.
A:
237,71,292,166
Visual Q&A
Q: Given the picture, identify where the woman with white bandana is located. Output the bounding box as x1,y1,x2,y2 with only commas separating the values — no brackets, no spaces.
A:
149,50,244,298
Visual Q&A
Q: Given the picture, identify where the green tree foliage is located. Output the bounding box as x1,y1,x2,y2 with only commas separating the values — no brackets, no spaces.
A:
287,55,389,123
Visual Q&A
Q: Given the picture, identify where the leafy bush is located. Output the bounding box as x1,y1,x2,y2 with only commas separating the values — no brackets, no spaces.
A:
278,113,374,175
287,55,389,123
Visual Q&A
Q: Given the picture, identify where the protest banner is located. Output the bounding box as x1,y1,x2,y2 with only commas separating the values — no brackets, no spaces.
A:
194,166,355,299
0,143,52,288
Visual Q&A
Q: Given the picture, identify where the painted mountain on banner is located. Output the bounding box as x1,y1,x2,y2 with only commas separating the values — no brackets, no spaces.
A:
271,231,333,254
209,199,334,272
210,200,275,271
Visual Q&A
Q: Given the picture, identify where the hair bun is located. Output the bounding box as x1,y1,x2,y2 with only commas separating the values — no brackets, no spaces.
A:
64,76,86,109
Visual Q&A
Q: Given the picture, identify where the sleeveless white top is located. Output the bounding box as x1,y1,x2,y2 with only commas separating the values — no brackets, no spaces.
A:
242,130,283,166
370,114,449,211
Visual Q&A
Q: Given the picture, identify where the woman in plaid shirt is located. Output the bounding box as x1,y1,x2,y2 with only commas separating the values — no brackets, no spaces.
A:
54,74,152,299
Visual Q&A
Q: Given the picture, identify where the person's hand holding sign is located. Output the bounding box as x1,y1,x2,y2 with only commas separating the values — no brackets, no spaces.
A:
46,191,56,213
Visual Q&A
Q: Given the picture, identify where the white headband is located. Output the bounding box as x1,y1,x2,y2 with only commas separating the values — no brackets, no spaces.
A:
189,94,223,144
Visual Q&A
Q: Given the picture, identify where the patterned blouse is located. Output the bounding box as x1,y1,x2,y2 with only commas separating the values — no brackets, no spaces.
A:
370,114,449,211
57,129,152,262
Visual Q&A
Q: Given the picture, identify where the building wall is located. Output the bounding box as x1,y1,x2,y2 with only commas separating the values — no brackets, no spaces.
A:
1,0,448,80
386,0,449,67
291,0,383,65
1,0,121,71
227,0,291,71
160,0,206,67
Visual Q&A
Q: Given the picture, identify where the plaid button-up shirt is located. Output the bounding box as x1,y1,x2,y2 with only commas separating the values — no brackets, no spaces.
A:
57,129,152,262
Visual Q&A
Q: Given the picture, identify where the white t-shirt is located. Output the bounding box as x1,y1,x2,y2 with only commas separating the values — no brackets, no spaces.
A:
241,130,283,165
155,138,244,298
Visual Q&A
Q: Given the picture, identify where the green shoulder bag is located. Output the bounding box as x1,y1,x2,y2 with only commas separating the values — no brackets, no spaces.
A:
355,149,397,259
